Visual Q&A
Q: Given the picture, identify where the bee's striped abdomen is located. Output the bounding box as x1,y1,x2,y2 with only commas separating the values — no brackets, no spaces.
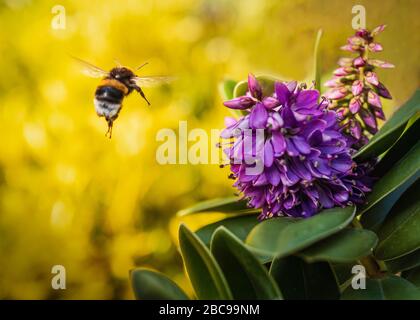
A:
94,79,129,121
95,86,124,104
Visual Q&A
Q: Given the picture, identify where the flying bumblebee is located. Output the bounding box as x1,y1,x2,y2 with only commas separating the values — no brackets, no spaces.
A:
74,57,173,138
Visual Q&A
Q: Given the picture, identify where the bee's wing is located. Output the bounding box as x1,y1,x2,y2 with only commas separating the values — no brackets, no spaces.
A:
71,56,109,78
133,76,175,87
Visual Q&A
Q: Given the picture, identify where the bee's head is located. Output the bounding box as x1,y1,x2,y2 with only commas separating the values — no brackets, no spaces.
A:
110,67,135,80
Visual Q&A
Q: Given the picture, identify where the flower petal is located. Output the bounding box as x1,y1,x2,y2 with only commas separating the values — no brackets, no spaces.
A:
248,73,262,99
296,90,319,110
249,102,268,129
224,96,255,109
291,135,311,155
263,96,280,109
271,131,286,155
274,82,290,106
263,140,274,167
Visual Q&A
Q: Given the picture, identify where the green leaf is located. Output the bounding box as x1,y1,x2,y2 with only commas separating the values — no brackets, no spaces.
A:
298,229,378,263
178,224,232,300
384,249,420,273
358,141,420,215
372,116,420,176
246,206,355,258
341,275,420,300
354,89,420,161
375,179,420,260
245,216,297,255
219,79,245,118
233,75,280,98
130,268,189,300
313,29,323,93
269,255,340,300
177,197,254,217
210,227,282,300
360,172,419,232
218,79,237,101
196,214,259,247
402,266,420,287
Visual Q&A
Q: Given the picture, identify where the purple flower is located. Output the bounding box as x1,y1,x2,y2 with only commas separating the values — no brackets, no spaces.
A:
324,25,393,149
221,75,372,219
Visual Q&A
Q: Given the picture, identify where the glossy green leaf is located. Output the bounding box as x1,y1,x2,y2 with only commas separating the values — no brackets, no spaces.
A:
298,229,378,263
372,116,420,176
375,179,420,260
196,214,259,247
233,75,280,98
358,141,420,215
313,29,323,93
177,197,254,217
341,275,420,300
354,89,420,161
269,255,340,300
402,266,420,287
219,79,245,118
360,173,419,232
218,79,237,101
246,206,355,258
245,216,297,255
210,227,282,300
245,245,274,264
178,224,232,300
130,268,189,300
384,249,420,273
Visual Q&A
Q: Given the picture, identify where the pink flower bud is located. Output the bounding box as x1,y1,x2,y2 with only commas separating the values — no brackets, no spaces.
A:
350,119,362,139
373,108,386,121
368,59,395,69
248,73,262,100
376,82,392,99
224,96,255,109
360,108,377,131
324,79,340,88
365,71,379,86
334,67,355,76
368,91,382,108
325,88,348,100
338,58,353,67
368,43,383,52
371,25,386,36
341,44,359,52
352,80,363,96
353,57,366,67
348,36,364,46
349,97,361,114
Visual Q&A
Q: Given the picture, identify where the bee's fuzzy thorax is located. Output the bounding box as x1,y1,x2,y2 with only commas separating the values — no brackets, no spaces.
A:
99,79,129,95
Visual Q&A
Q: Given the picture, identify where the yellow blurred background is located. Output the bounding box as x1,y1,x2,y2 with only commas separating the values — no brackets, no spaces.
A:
0,0,418,299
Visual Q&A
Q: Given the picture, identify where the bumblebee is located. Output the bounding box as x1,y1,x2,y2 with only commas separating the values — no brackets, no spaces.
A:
74,57,173,138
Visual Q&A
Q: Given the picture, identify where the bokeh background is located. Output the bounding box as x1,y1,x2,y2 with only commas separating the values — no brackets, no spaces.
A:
0,0,418,299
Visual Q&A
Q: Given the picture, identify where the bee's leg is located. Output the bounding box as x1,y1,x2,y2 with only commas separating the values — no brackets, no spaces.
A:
105,120,113,139
134,85,151,106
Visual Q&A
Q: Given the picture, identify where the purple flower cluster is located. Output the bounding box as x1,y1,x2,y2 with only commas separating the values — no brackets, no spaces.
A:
324,25,393,148
221,75,372,219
